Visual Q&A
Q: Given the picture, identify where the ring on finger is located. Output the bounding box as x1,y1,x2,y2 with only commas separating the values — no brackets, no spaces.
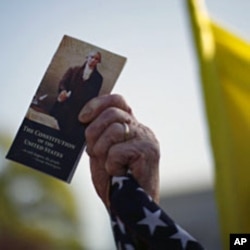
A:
123,122,130,141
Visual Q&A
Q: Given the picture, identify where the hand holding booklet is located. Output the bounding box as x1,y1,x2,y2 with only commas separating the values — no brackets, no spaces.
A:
6,35,126,183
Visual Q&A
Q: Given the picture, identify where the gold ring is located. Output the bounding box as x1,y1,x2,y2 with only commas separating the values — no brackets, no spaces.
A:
123,122,130,141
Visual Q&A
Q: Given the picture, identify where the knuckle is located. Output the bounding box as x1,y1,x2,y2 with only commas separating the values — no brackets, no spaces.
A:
103,107,120,120
111,94,124,103
93,123,123,156
105,160,127,176
109,122,123,133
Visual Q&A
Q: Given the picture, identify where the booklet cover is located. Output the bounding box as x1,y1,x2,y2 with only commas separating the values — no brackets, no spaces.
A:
6,35,126,183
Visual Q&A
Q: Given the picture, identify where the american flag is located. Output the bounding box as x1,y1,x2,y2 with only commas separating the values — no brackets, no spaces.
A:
109,173,204,250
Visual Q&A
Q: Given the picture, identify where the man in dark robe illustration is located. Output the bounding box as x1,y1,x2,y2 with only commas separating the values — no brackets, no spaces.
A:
50,51,103,142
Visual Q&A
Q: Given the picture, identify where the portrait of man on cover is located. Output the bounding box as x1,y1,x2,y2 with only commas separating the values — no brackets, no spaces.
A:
25,36,126,144
50,51,103,141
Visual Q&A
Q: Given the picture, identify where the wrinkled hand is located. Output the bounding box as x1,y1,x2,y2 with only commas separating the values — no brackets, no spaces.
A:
79,94,160,207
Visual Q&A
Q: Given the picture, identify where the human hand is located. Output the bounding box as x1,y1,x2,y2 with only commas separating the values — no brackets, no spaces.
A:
57,90,71,102
79,94,160,207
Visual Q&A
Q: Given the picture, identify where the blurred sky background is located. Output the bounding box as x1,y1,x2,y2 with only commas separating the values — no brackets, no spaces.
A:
0,0,249,249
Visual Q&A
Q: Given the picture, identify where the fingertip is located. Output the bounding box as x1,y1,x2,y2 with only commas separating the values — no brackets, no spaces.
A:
111,94,132,113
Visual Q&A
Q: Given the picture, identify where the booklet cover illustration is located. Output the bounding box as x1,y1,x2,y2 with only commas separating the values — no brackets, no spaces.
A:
6,35,126,182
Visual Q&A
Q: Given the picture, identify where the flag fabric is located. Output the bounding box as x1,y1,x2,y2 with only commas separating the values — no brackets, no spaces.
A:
187,0,250,249
109,174,204,250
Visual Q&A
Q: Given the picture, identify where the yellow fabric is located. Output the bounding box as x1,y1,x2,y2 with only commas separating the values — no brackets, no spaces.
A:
186,0,250,249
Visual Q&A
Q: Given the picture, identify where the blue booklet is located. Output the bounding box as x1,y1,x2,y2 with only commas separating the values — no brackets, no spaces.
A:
6,35,126,182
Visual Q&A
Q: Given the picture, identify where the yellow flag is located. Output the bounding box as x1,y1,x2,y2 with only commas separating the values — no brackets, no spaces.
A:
186,0,250,249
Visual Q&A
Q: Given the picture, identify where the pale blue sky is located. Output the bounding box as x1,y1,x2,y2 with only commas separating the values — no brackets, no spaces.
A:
0,0,249,248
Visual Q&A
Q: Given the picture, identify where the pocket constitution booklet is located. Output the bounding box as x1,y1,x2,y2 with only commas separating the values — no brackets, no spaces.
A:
6,35,126,183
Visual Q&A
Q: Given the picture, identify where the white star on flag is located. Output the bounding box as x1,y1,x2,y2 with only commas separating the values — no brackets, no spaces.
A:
118,242,135,250
112,176,129,189
136,187,145,192
116,216,126,234
137,207,167,235
170,224,196,248
136,187,153,202
124,244,135,250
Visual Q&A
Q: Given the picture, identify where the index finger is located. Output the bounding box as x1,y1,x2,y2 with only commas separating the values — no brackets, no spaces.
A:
78,94,132,123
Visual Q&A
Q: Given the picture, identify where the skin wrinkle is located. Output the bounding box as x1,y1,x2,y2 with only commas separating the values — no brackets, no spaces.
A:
85,108,132,156
93,123,126,157
93,119,138,158
79,94,132,122
90,157,110,203
81,94,160,206
132,141,160,203
106,142,139,174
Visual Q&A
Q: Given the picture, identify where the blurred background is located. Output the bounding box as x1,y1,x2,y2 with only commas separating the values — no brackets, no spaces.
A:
0,0,249,249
